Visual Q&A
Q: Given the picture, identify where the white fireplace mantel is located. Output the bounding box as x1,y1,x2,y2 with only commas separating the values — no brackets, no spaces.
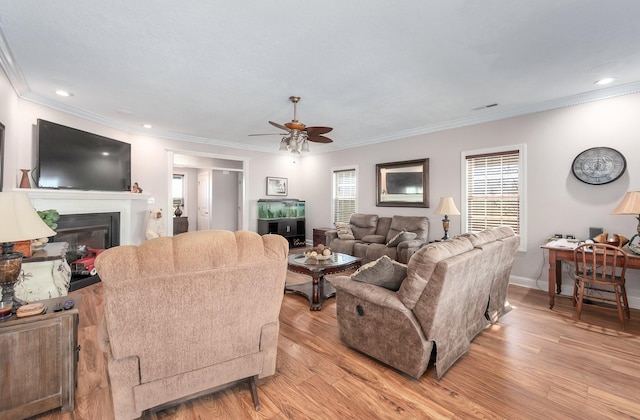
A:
16,188,151,245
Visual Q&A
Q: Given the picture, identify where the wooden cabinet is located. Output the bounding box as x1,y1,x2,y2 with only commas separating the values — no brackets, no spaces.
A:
173,216,189,235
0,296,81,419
313,227,332,247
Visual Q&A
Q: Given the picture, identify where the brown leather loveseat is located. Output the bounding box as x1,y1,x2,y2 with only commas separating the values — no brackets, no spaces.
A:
325,213,429,263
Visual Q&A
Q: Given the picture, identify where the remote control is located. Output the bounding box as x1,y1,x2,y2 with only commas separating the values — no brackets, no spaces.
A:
63,299,74,310
54,302,63,312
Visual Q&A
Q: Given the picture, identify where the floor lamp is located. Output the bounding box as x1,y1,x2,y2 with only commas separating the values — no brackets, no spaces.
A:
434,197,461,240
0,192,56,318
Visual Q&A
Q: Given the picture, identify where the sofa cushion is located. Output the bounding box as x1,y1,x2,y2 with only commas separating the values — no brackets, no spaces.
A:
361,234,387,244
335,222,355,240
349,213,379,240
386,215,429,243
351,255,407,291
386,231,418,247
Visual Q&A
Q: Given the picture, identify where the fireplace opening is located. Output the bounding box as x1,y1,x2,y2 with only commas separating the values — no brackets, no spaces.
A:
52,212,120,290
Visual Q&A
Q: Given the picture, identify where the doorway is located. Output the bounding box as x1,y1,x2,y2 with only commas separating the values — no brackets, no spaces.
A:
169,150,248,234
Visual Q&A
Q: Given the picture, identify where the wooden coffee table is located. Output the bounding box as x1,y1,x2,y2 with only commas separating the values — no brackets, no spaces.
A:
286,252,362,311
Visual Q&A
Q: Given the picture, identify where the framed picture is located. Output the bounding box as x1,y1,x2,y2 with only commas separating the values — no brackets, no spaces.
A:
0,122,4,192
376,158,429,207
266,176,288,196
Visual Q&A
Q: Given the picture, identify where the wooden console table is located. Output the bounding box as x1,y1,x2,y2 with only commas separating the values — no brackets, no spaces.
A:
0,295,81,418
173,216,189,235
542,245,640,309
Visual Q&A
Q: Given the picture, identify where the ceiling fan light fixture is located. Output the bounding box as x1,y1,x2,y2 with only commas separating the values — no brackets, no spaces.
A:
279,138,288,151
301,139,310,152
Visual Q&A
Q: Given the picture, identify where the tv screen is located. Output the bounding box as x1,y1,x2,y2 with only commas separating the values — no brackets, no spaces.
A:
386,172,423,194
36,119,131,191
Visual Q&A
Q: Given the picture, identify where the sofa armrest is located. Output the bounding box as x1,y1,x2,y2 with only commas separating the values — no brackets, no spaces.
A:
325,229,338,243
331,275,408,311
397,239,426,251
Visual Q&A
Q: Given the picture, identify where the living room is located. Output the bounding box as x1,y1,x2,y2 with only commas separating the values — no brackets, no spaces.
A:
2,2,640,418
4,66,640,309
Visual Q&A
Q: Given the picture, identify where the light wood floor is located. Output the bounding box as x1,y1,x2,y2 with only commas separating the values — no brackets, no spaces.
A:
32,272,640,420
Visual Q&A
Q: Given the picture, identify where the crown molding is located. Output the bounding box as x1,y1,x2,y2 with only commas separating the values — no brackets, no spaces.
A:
350,81,640,149
0,27,29,95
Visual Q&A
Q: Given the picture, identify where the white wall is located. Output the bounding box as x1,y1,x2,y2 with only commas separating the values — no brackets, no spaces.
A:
302,93,640,307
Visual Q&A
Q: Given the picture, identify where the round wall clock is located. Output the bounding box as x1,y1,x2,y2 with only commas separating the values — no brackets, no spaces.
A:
571,147,627,185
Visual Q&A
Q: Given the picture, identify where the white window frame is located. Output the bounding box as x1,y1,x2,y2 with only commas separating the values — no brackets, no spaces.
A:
331,165,358,224
172,173,185,209
460,144,527,252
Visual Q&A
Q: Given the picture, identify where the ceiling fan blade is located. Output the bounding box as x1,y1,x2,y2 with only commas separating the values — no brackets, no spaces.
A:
307,135,333,143
305,126,333,136
249,133,288,136
269,121,289,131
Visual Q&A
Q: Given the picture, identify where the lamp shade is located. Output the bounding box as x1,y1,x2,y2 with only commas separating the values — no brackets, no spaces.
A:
612,191,640,215
0,192,56,243
434,197,461,216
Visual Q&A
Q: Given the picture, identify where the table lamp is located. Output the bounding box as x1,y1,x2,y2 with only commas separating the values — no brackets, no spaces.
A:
434,197,461,240
612,191,640,254
0,192,56,318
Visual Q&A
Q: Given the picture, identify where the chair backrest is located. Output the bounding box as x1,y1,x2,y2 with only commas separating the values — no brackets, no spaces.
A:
573,242,628,285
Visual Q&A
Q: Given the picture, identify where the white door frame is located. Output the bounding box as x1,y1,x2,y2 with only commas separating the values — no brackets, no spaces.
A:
166,149,249,232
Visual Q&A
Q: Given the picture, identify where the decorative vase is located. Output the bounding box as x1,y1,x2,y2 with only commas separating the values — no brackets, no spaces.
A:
174,205,183,217
19,169,31,188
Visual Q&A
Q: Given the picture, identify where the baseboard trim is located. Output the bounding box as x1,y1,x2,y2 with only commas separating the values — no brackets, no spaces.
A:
509,275,640,310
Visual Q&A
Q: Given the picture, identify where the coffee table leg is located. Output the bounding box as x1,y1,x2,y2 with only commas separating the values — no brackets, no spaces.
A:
284,274,336,311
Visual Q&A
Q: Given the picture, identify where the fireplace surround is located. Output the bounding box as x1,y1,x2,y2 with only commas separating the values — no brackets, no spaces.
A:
21,189,150,245
20,189,151,290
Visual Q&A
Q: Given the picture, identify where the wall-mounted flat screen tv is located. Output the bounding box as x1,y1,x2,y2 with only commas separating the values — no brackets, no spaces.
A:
36,119,131,191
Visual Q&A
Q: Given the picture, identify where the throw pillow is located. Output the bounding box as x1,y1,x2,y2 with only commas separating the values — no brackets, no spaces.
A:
351,255,406,291
386,231,418,247
389,259,408,289
335,222,355,240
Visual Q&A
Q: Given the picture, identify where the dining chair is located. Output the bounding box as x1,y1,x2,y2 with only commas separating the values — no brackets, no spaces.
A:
573,242,630,329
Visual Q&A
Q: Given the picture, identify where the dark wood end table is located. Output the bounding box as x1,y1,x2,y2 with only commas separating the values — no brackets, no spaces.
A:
286,252,361,311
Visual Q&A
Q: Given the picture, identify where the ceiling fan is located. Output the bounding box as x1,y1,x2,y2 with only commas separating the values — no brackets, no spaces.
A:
250,96,333,154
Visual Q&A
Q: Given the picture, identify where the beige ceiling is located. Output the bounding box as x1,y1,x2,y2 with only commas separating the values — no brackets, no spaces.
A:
1,1,640,154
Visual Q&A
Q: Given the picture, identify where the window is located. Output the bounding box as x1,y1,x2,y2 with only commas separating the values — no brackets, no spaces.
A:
461,145,526,251
332,167,357,224
172,174,184,207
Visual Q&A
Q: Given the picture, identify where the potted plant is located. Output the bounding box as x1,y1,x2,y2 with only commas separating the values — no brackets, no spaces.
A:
32,209,60,249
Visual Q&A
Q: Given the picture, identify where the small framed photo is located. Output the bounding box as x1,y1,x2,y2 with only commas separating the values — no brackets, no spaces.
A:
266,176,288,196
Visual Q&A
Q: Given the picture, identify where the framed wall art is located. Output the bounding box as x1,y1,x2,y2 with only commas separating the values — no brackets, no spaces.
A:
266,176,288,196
376,158,429,207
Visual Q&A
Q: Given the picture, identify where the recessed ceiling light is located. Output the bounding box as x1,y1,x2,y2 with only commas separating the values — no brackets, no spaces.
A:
595,77,615,85
55,90,72,97
102,152,110,156
142,124,152,129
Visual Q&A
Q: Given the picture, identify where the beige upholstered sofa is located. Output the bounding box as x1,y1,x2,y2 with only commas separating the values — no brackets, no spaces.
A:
331,226,519,379
325,213,429,263
95,230,289,420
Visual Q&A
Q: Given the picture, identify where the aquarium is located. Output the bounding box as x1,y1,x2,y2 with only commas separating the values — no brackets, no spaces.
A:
258,199,305,219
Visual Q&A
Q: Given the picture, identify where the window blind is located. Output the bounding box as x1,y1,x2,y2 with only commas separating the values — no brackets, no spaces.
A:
465,150,520,234
333,169,356,224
